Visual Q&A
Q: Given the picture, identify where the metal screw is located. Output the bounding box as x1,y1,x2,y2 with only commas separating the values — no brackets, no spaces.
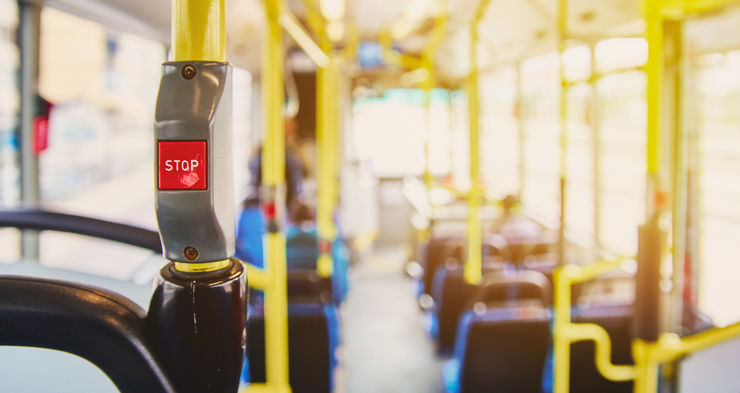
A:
184,246,199,261
181,65,196,80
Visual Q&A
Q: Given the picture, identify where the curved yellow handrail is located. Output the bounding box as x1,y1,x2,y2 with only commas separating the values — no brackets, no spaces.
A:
552,258,635,393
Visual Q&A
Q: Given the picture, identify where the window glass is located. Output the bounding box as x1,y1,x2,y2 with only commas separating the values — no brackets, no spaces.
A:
480,65,519,199
596,71,646,255
695,50,740,325
521,53,559,222
38,8,164,228
35,8,166,274
595,38,648,74
565,83,594,241
353,89,452,178
0,0,20,262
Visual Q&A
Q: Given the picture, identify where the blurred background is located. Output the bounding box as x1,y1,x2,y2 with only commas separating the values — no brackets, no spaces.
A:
2,0,740,392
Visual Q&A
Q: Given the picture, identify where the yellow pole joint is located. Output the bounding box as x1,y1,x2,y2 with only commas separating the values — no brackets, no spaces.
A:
172,0,225,62
378,29,423,70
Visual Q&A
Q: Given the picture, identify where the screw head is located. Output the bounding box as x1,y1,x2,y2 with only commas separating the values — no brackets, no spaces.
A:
183,246,199,261
181,65,196,80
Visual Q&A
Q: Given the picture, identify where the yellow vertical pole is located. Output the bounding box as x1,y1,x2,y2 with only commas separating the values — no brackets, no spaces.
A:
557,0,568,266
422,67,435,188
464,0,490,285
636,1,665,392
172,0,225,61
316,58,337,277
590,43,603,251
421,0,448,189
645,0,664,217
262,0,291,391
307,0,337,277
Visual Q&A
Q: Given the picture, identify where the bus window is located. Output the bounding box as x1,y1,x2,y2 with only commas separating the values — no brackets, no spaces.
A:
34,8,164,272
521,53,559,223
480,65,519,199
353,89,453,178
596,70,646,255
563,45,594,243
0,0,20,262
565,82,594,241
695,50,740,325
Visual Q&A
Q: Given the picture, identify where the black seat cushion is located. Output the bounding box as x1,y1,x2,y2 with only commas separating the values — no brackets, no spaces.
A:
246,302,335,393
570,303,634,393
432,264,479,353
456,304,550,393
422,235,463,296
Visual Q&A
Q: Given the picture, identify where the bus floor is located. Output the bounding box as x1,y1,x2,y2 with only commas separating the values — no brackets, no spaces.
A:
340,247,444,393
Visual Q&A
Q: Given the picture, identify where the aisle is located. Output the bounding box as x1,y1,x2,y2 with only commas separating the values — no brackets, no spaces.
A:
341,248,444,393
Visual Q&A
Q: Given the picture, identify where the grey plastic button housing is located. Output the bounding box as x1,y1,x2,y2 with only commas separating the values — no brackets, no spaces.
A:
154,61,234,262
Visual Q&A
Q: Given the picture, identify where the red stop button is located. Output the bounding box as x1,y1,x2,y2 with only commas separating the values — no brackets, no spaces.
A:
158,141,207,190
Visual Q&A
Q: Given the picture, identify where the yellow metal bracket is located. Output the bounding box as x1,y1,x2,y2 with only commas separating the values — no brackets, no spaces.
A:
552,258,637,393
279,11,330,67
553,257,740,393
378,29,423,70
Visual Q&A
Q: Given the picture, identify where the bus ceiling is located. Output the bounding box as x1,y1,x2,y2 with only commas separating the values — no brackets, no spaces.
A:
33,0,649,81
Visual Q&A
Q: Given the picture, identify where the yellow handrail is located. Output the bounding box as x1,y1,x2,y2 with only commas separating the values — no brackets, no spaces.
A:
279,11,330,67
299,0,340,278
378,29,423,70
171,0,225,61
557,0,568,266
421,0,447,189
660,0,738,17
463,0,491,285
552,258,636,393
553,255,740,393
242,0,291,392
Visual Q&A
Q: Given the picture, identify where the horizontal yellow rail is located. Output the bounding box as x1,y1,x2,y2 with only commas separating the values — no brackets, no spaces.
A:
378,29,422,70
660,0,739,18
245,263,268,290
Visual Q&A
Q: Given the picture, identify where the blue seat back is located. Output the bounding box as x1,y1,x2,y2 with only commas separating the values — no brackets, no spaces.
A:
451,304,550,393
243,302,338,393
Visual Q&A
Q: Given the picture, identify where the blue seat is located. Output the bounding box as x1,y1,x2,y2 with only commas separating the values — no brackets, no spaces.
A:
446,303,551,393
432,266,551,354
235,206,265,267
236,208,350,304
447,301,634,393
243,302,339,393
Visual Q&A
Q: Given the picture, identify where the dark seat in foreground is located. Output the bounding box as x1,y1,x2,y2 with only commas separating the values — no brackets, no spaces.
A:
0,276,174,393
449,301,634,393
570,303,634,393
451,303,550,393
245,302,338,393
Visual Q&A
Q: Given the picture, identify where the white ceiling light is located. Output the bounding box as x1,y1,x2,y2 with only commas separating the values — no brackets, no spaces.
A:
320,0,345,22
